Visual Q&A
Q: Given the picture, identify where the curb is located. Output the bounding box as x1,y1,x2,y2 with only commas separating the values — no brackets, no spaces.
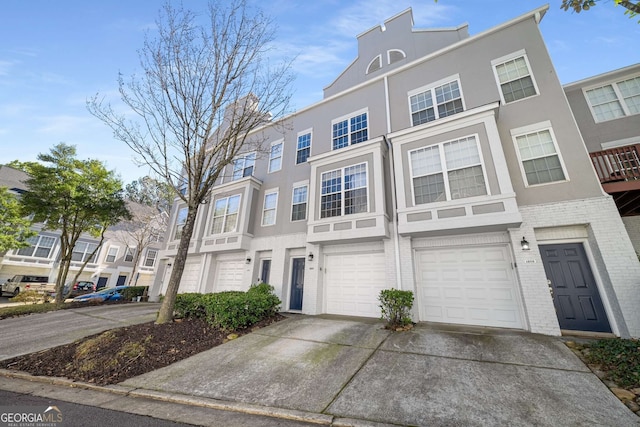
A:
0,369,337,425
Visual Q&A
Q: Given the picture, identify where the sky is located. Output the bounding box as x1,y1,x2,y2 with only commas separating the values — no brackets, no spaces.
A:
1,0,638,184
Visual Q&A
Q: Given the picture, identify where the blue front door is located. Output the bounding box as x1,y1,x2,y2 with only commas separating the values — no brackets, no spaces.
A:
289,258,305,310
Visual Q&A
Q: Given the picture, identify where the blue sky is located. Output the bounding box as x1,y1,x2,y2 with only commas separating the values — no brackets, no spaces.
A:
1,0,638,184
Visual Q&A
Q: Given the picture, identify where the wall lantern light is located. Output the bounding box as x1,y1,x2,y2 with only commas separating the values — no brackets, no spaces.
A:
521,237,530,251
246,257,252,264
308,252,314,261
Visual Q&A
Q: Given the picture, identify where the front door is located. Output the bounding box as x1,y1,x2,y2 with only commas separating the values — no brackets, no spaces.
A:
116,275,127,286
540,243,611,333
289,258,305,310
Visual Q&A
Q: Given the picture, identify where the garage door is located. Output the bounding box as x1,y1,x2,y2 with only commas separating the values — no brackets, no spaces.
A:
179,258,201,293
415,245,523,329
325,252,387,318
214,260,245,292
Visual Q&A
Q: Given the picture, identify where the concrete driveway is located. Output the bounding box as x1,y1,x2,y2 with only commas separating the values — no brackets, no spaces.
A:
0,303,159,360
122,315,638,426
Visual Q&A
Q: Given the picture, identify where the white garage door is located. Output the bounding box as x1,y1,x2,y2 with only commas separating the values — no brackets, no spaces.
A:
179,259,201,293
325,252,387,318
416,245,523,329
214,260,245,292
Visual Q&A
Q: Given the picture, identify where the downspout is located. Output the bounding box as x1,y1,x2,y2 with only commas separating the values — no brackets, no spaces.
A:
383,75,403,290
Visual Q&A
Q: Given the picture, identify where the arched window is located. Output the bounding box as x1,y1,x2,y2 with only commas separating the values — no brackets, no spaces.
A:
387,49,406,65
366,55,382,74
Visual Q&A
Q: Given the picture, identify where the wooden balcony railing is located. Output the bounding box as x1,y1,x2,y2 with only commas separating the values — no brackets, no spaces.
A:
590,144,640,184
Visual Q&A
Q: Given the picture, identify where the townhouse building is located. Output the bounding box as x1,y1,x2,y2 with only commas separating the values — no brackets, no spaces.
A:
151,6,640,338
0,165,162,291
564,63,640,254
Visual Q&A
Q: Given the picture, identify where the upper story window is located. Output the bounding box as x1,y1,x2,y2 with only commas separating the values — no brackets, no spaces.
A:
144,249,158,267
105,246,118,263
174,207,188,240
332,110,368,150
211,195,240,234
291,184,308,221
320,163,368,218
387,49,406,65
511,122,567,186
410,135,487,205
16,235,55,259
409,76,464,126
71,241,98,263
366,55,382,74
585,76,640,122
261,191,278,226
232,152,256,181
492,51,538,104
124,247,135,262
268,141,283,173
296,131,311,164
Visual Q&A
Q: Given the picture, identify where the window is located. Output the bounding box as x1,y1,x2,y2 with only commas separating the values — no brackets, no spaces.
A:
366,55,382,74
71,241,98,263
513,126,567,186
174,207,188,240
296,132,311,164
144,249,157,267
211,195,240,234
387,49,406,65
262,191,278,226
585,76,640,122
320,163,368,218
231,152,256,180
105,247,118,263
409,78,464,126
124,247,135,262
332,111,368,150
17,235,55,258
492,52,538,104
410,136,487,205
268,141,283,173
291,185,308,221
260,259,271,283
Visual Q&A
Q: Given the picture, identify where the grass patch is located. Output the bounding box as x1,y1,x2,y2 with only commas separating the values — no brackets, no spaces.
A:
584,338,640,388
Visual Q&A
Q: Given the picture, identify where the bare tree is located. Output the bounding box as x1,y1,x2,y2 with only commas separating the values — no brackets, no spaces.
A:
109,202,168,287
88,0,293,323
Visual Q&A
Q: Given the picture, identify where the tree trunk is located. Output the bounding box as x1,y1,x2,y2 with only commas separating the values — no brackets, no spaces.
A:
156,205,199,324
128,249,142,286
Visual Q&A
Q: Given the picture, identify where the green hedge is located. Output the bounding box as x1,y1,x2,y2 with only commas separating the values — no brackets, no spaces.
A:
174,283,281,331
379,288,414,329
122,286,148,301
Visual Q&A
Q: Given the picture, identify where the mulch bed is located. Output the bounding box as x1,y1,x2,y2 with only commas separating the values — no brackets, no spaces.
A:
0,314,285,386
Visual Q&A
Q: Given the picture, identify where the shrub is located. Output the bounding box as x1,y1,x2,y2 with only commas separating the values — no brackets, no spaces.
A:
174,285,281,332
122,286,148,301
10,290,43,305
379,288,414,329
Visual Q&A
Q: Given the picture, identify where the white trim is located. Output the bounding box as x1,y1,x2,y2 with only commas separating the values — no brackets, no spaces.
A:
105,246,119,263
366,55,382,74
407,74,466,127
207,193,242,235
296,129,313,164
491,50,539,105
601,136,640,150
510,121,569,188
290,181,309,223
319,162,370,218
387,49,406,65
581,72,640,123
331,108,369,150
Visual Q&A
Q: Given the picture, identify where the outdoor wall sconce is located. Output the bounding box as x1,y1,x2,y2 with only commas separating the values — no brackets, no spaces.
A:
521,237,530,251
167,263,172,267
308,252,314,261
246,257,252,264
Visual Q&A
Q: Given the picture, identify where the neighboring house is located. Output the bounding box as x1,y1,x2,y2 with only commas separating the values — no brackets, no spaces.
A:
0,165,164,290
564,63,640,255
151,6,640,339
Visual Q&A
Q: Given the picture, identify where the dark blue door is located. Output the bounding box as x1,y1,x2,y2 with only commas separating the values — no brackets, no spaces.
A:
289,258,305,310
260,259,271,284
540,243,611,333
97,277,108,290
116,275,127,286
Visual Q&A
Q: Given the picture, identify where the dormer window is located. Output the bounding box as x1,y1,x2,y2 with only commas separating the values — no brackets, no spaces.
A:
366,55,382,74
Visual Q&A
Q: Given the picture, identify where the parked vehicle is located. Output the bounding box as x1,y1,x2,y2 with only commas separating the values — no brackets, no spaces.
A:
0,275,56,297
50,281,98,299
72,286,128,303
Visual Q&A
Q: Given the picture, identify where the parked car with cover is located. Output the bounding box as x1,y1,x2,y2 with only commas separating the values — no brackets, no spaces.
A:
72,286,128,303
0,275,56,297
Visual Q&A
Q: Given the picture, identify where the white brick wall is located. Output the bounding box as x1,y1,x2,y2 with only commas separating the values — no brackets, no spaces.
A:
520,196,640,338
622,216,640,255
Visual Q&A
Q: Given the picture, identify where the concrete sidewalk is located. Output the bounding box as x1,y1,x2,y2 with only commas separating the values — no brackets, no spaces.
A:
1,314,638,426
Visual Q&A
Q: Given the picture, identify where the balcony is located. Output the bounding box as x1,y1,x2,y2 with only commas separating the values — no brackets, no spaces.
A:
590,144,640,216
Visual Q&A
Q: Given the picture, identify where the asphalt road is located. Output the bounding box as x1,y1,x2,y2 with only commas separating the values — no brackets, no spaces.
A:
0,303,160,360
0,390,194,427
